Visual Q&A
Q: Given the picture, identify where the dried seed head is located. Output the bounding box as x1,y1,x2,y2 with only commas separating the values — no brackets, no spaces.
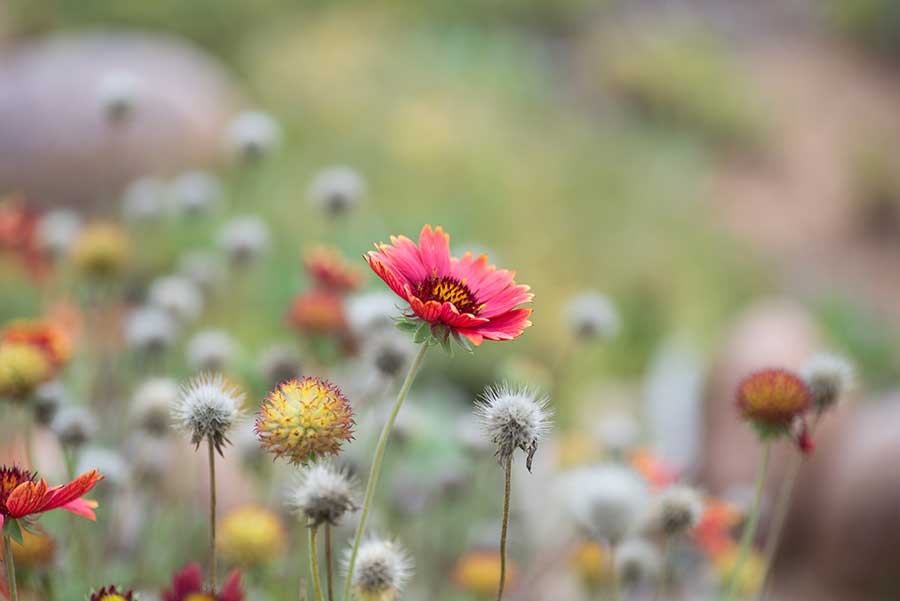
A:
563,292,620,341
615,538,661,587
148,275,204,323
32,380,68,426
308,166,366,218
121,177,166,223
347,538,413,601
170,170,222,217
131,377,179,436
800,353,854,413
172,373,244,455
178,250,226,294
365,330,415,379
225,110,281,163
77,447,129,489
290,461,359,527
654,485,703,537
51,406,98,448
347,291,401,338
257,344,302,388
97,70,141,124
567,464,650,545
186,329,239,373
123,306,178,354
475,384,552,471
34,209,81,260
218,216,270,267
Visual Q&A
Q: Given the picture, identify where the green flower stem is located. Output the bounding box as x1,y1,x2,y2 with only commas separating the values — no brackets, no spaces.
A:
610,543,621,601
342,343,429,601
496,455,513,601
309,525,324,601
325,525,335,601
4,534,18,601
723,441,772,601
207,436,218,591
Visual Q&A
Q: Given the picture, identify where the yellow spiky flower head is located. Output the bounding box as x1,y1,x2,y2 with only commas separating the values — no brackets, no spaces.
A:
218,504,286,567
71,223,131,279
255,377,354,464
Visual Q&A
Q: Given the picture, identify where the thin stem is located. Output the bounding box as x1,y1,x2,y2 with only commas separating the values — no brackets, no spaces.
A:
657,535,670,600
207,437,218,591
610,543,621,601
309,525,324,601
325,525,335,601
496,455,513,601
723,441,772,601
342,343,429,601
4,535,19,601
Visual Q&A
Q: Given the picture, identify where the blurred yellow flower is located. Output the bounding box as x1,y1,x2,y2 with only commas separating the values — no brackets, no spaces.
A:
452,550,517,597
218,505,286,567
714,547,765,597
71,223,131,279
556,432,598,469
570,541,611,588
0,342,52,399
0,525,55,568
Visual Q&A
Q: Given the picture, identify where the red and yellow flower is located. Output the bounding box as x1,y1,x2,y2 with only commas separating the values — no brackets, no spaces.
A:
304,246,363,293
0,466,103,529
365,225,532,346
2,318,72,368
287,290,347,336
162,562,243,601
256,377,355,464
736,368,811,434
90,586,135,601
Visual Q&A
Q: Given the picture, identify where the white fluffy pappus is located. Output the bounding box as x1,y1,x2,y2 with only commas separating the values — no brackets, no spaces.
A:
475,384,552,471
171,373,244,455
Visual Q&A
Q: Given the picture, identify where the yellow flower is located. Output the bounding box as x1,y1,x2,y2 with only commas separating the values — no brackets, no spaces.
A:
0,526,55,568
452,550,517,596
714,547,765,597
218,505,286,567
256,377,354,464
570,541,611,588
71,223,130,279
557,432,598,469
0,342,51,399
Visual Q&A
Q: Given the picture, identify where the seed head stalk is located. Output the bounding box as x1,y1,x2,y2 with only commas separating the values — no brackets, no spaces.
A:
309,524,324,601
207,436,218,591
496,455,513,601
342,343,428,601
325,525,335,601
723,441,772,601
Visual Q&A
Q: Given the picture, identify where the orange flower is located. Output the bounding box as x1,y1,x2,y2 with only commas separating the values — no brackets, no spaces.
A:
2,318,72,367
629,448,677,490
0,195,46,279
0,466,103,529
304,246,363,293
287,290,347,335
692,498,741,558
736,368,810,434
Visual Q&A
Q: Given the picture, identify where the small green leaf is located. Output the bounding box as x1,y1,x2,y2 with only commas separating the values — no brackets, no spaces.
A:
413,321,431,344
3,518,24,545
394,319,419,333
452,331,475,354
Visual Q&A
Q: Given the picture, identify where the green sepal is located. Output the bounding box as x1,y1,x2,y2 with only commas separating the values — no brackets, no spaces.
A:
3,517,24,545
394,318,419,333
451,330,475,354
413,321,432,344
752,421,791,441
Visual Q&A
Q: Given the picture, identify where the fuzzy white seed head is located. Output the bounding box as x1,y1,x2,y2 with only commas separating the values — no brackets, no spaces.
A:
218,216,270,267
97,70,141,123
186,329,239,373
290,461,359,527
131,377,179,436
566,464,650,545
801,353,854,412
170,170,222,217
346,538,413,601
475,384,552,471
178,250,226,294
225,110,281,163
654,485,703,537
32,380,68,426
122,177,166,223
148,275,204,323
123,306,179,354
564,292,621,341
615,538,661,586
347,292,401,338
596,412,640,455
35,209,81,259
51,406,98,448
172,373,244,455
257,344,302,387
365,330,416,378
77,447,129,488
308,166,366,217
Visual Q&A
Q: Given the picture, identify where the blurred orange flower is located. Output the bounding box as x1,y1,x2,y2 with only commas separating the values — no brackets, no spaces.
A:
304,246,363,293
2,318,72,367
452,550,517,596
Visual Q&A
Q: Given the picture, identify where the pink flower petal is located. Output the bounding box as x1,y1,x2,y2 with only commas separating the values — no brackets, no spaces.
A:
416,224,451,276
60,498,99,521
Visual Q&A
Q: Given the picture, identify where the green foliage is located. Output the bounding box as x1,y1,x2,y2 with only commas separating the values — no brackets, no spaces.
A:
826,0,900,59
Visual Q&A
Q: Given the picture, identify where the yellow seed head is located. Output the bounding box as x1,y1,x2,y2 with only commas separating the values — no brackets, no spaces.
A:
0,342,52,399
217,505,286,567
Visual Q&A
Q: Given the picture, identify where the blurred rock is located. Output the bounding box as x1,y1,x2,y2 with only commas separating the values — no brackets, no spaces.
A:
0,32,243,213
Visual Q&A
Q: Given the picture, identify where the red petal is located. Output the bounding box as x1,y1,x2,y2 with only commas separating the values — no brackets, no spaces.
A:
219,569,245,601
416,224,451,277
469,308,532,341
5,479,48,518
36,469,103,513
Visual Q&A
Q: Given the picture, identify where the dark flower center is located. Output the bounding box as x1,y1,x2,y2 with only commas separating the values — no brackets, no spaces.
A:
416,276,479,314
0,466,35,514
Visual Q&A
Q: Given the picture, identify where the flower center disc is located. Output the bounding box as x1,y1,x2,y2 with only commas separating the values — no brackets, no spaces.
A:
418,277,478,314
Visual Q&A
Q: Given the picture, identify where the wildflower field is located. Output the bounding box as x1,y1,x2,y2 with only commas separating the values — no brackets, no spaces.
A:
1,2,900,601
